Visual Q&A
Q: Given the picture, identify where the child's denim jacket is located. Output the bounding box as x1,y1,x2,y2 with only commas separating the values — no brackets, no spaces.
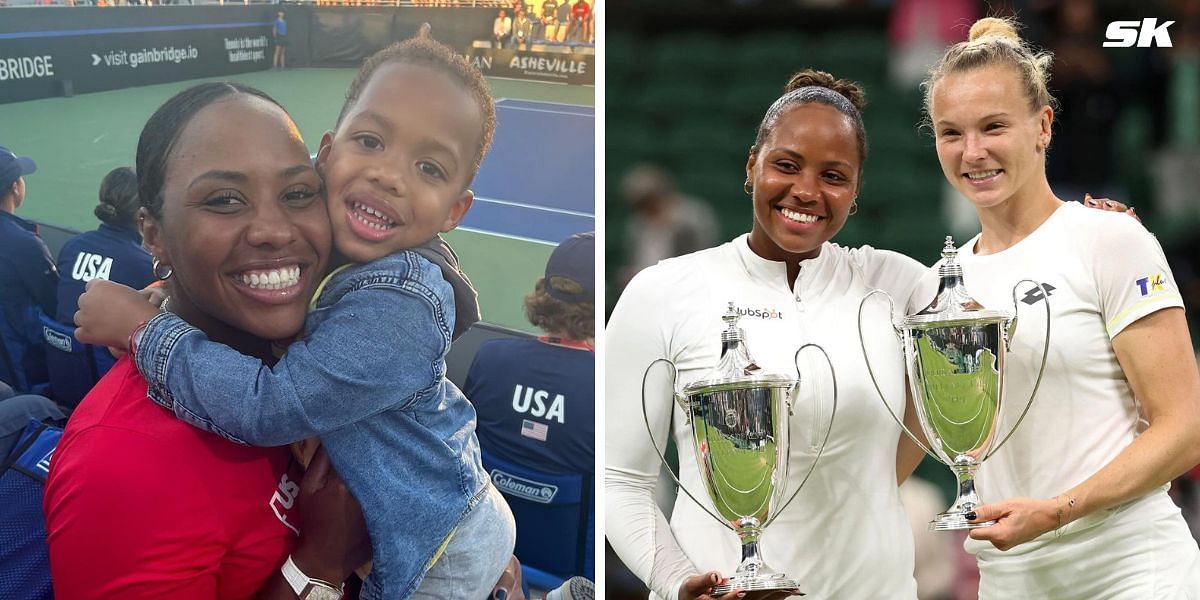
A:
134,249,489,600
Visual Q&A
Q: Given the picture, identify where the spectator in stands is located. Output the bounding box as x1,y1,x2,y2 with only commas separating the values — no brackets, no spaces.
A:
0,145,56,394
886,0,977,88
273,11,288,70
555,0,570,42
568,0,589,43
466,231,595,478
511,9,533,50
54,167,153,325
44,82,372,600
540,0,558,40
1044,0,1123,200
585,1,594,43
494,8,512,49
616,163,717,290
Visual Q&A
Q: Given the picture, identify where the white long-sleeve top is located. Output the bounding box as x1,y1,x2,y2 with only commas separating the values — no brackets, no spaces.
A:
606,234,927,600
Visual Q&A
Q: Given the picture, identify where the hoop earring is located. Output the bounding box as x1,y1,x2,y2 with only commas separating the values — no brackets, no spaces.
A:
848,201,858,216
152,257,173,281
743,178,753,196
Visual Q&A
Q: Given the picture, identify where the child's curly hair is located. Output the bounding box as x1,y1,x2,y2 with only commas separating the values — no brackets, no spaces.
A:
337,38,497,181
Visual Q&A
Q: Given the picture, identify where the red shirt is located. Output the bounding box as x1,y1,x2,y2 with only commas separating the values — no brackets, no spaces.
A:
571,1,589,20
44,358,301,599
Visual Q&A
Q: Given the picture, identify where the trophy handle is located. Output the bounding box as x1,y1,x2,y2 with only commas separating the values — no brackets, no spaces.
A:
858,289,939,461
640,358,738,532
982,280,1052,461
763,343,839,529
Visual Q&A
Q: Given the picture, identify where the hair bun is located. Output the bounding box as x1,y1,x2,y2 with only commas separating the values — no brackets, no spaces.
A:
94,202,118,222
969,17,1019,43
784,68,866,112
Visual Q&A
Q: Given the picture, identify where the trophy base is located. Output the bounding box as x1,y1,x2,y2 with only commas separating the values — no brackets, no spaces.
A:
713,574,804,595
929,511,996,531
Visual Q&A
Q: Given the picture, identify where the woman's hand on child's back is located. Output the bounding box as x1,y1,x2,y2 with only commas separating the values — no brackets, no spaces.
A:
74,279,163,351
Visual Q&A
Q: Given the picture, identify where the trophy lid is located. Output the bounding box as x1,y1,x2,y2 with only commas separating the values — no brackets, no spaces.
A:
682,302,796,396
904,236,1011,328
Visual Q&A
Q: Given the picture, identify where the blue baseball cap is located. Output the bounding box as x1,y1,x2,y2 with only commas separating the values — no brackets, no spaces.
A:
544,232,595,304
0,146,36,191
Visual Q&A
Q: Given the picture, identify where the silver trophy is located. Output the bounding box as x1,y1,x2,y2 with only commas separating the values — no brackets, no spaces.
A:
858,237,1050,530
642,302,837,594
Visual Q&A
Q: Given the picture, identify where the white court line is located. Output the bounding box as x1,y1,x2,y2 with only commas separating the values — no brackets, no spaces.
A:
475,196,594,218
496,97,593,109
497,104,593,118
487,75,596,88
457,226,558,246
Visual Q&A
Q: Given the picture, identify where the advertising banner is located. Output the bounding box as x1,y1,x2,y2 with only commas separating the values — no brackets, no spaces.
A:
467,47,593,85
0,20,273,104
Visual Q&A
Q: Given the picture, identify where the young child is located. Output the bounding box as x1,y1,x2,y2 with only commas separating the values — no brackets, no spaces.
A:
75,39,515,600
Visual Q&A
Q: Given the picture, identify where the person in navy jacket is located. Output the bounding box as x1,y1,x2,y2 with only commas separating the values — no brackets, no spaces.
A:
0,145,56,392
465,231,595,477
55,167,154,324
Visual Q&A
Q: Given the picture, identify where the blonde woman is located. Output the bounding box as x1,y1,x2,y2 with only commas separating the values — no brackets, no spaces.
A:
922,16,1200,599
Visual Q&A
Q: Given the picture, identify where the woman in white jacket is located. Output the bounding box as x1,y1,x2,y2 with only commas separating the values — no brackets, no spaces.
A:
605,70,930,600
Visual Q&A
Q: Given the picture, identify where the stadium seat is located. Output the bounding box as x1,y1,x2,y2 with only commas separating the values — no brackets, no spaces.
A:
807,31,890,89
0,419,62,600
481,449,593,593
606,31,645,83
0,308,50,397
38,313,114,410
732,31,811,70
652,32,737,83
632,81,715,125
445,322,534,389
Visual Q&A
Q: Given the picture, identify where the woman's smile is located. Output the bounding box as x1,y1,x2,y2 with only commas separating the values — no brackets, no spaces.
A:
229,260,309,304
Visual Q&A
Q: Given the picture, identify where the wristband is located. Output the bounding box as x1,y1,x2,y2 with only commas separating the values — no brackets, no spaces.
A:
281,555,344,600
127,319,151,359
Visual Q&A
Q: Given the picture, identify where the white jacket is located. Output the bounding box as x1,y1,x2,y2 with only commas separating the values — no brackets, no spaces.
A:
606,235,926,600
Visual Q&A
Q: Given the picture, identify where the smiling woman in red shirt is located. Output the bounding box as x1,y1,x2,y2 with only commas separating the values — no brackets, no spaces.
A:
43,82,369,600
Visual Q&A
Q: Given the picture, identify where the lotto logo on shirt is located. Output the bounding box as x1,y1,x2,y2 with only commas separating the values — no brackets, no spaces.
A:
1135,274,1167,297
